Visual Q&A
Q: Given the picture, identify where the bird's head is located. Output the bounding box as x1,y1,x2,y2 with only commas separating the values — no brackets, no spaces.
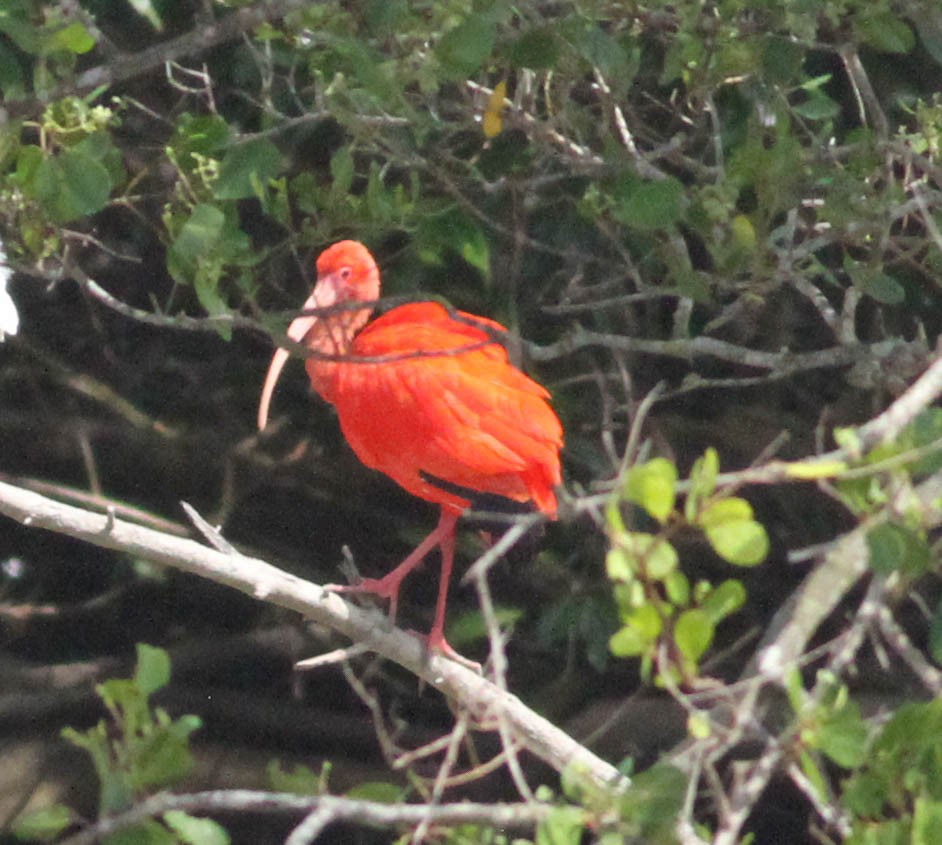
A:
257,240,380,430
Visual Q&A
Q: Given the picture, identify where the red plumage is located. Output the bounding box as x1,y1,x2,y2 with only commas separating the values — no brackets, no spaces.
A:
258,241,563,659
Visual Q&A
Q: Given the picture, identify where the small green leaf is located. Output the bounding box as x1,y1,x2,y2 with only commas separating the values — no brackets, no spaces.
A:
162,811,230,845
914,797,942,845
687,712,712,739
46,21,96,54
699,579,747,624
845,257,906,305
166,203,225,283
537,806,585,845
627,603,663,641
645,537,679,579
663,570,690,606
815,695,869,769
867,523,930,576
613,175,685,231
793,91,840,121
625,458,677,523
674,608,714,663
616,762,686,838
705,518,770,567
346,782,404,803
509,28,560,69
104,819,176,845
609,625,647,657
606,546,634,582
436,15,496,77
267,760,323,795
0,40,25,98
856,12,916,54
214,138,282,200
700,498,769,566
13,805,73,842
134,643,171,696
699,497,753,527
329,145,354,197
34,149,112,222
685,448,720,521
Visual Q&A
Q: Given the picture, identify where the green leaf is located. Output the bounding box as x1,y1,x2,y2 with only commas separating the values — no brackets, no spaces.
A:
616,762,686,839
609,624,647,657
866,523,930,576
436,15,496,77
699,579,747,624
537,806,585,845
162,811,230,845
104,819,176,845
267,760,324,795
914,797,942,845
131,714,200,791
509,28,560,69
843,256,906,305
624,458,677,523
346,782,404,803
34,149,112,222
686,448,719,521
572,25,631,81
134,643,171,696
610,531,678,581
856,12,916,54
793,91,841,121
170,113,231,158
816,698,869,769
46,21,96,54
0,40,25,98
663,570,690,606
13,805,73,842
674,608,714,664
700,498,769,566
606,546,633,582
214,138,282,199
329,145,355,197
167,203,225,283
613,176,685,231
0,2,40,52
852,269,906,305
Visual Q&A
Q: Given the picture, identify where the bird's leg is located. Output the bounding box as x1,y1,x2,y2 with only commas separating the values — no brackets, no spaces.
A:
326,510,458,625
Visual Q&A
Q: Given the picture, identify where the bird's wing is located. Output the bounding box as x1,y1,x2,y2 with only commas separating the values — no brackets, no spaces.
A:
335,304,561,509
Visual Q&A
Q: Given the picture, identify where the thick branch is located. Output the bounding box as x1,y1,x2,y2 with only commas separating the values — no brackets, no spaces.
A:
0,480,627,793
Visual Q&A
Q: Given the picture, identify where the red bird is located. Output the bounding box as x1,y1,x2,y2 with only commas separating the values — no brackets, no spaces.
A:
258,241,563,658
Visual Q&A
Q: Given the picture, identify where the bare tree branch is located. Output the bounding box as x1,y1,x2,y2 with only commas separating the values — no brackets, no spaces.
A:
0,479,628,793
57,789,551,845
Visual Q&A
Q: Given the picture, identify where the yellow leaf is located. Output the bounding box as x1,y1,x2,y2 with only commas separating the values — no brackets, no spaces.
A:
482,80,507,138
783,459,847,480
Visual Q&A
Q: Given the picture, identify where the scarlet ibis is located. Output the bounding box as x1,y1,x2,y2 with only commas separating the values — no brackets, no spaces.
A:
258,240,563,658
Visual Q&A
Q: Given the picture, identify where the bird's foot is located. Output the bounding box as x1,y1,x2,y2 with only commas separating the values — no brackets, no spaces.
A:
325,576,399,600
325,576,404,623
417,629,482,673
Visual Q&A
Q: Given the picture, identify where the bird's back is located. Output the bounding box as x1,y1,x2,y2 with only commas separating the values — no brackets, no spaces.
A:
322,303,562,514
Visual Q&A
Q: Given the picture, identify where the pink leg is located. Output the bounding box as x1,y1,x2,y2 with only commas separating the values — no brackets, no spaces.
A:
326,510,458,624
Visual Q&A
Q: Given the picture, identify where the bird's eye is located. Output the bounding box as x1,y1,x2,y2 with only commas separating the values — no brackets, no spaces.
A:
339,267,352,282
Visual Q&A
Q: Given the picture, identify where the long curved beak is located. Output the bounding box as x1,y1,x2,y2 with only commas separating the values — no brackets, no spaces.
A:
257,291,321,430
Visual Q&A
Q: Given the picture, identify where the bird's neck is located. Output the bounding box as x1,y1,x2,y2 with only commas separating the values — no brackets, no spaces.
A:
304,306,373,403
